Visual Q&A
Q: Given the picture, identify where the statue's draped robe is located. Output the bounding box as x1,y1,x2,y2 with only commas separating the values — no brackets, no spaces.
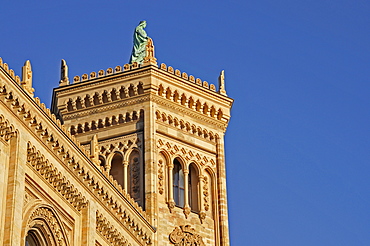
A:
129,24,149,64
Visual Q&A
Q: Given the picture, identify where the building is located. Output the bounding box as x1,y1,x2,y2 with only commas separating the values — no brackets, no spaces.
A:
0,33,233,245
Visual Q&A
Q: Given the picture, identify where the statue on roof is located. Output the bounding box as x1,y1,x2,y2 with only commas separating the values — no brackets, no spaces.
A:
129,21,150,64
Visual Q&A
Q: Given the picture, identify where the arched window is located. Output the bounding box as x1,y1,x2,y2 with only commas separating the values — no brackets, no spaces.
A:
189,163,199,212
25,231,41,246
109,153,124,188
173,159,185,207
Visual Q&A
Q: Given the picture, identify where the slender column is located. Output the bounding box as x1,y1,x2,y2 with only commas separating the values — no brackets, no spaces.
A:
123,161,129,191
167,163,175,212
183,169,191,218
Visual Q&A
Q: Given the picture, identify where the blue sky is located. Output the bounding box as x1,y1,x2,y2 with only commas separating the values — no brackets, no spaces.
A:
1,1,369,245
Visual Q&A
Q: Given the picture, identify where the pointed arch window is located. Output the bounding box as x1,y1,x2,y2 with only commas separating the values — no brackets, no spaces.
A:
173,158,185,207
109,152,124,188
189,163,199,212
25,232,42,246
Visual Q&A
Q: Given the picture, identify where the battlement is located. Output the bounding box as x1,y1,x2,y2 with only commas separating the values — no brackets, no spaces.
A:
68,61,225,96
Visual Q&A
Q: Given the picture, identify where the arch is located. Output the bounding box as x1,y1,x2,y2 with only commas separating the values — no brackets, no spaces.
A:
119,86,126,99
180,94,187,106
167,115,173,125
66,99,73,111
83,122,90,132
75,97,83,110
91,120,97,130
22,204,70,246
173,158,185,208
188,97,194,109
165,87,172,100
132,111,138,121
69,125,76,135
76,124,83,134
125,112,131,122
104,117,111,127
137,82,144,94
93,92,100,105
109,152,125,188
118,114,125,123
102,91,109,103
202,103,209,115
111,115,118,125
111,88,118,101
84,95,92,107
158,84,164,96
25,230,45,246
155,110,161,120
209,106,216,118
217,109,223,120
189,163,199,212
128,84,135,97
173,90,180,103
195,100,202,112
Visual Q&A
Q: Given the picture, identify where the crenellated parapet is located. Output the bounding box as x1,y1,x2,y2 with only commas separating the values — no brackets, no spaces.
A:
0,57,22,84
71,62,153,85
159,63,219,93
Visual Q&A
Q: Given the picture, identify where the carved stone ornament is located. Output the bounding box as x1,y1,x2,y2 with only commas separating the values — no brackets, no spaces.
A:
169,225,205,246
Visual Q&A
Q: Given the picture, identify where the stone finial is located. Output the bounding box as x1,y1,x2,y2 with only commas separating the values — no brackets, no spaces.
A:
21,60,35,96
90,134,99,165
143,38,157,66
60,59,70,86
218,70,227,96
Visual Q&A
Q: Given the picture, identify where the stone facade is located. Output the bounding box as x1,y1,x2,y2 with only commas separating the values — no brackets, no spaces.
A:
0,38,233,245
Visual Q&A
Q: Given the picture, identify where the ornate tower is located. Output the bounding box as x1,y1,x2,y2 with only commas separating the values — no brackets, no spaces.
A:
51,35,233,245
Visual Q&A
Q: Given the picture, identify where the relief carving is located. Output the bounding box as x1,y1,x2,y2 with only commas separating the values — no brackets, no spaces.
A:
130,155,141,202
169,225,205,246
203,176,209,211
158,159,164,194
